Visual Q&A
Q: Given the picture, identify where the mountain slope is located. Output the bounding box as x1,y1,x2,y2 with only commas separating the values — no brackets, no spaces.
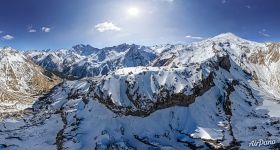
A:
0,47,61,116
1,33,280,149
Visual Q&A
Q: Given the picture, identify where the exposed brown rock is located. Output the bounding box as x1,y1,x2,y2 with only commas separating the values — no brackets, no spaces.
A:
248,49,266,65
267,43,280,63
0,50,61,116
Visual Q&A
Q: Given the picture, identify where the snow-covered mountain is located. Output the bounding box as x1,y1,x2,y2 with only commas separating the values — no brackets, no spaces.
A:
1,33,280,149
0,47,61,117
26,44,157,79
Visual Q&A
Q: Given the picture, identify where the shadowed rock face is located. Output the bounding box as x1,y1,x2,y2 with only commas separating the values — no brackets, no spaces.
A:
93,72,215,117
218,55,231,71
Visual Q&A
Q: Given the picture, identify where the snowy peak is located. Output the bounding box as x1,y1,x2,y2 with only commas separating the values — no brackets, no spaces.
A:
72,44,99,56
205,32,256,45
212,32,240,39
103,43,139,52
0,46,17,54
27,43,158,79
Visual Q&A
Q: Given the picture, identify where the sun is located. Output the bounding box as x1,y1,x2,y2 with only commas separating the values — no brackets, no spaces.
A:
127,7,140,17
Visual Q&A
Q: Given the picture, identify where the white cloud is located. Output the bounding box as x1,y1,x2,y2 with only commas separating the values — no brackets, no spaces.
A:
28,25,37,33
0,30,3,34
2,34,14,40
95,22,121,32
259,29,270,37
42,27,51,32
185,35,204,40
29,29,37,33
262,33,270,37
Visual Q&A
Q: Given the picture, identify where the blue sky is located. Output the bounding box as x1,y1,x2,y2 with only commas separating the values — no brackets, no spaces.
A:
0,0,280,50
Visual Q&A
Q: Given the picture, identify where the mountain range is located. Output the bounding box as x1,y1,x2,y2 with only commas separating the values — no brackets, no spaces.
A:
0,33,280,150
25,44,158,79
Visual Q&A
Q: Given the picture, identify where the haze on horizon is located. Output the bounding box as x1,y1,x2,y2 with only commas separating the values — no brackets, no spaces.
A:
0,0,280,50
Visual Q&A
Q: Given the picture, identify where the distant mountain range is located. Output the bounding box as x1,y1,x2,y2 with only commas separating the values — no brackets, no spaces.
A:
0,33,280,150
25,43,158,79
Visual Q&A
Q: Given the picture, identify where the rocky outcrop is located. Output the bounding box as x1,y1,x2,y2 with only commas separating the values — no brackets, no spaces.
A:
96,72,215,117
218,55,231,71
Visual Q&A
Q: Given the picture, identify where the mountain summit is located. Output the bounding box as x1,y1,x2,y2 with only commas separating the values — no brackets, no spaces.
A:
212,32,240,39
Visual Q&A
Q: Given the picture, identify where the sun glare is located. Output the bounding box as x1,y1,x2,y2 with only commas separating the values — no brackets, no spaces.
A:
127,7,140,17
